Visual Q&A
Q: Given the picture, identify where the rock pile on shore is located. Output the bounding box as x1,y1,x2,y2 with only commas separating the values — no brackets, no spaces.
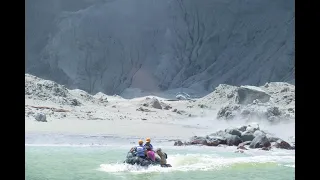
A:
174,124,294,151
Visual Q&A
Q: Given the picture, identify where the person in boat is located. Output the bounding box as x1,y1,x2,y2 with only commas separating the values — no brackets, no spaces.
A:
144,138,153,150
130,140,147,159
156,148,171,167
146,146,156,162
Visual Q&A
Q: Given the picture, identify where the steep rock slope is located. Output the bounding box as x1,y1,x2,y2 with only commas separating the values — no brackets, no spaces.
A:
26,0,295,95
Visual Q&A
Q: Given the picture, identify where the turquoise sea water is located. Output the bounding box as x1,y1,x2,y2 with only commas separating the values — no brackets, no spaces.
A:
25,133,295,180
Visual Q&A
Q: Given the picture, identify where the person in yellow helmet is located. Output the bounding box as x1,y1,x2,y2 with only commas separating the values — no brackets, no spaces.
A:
144,138,154,150
130,140,147,158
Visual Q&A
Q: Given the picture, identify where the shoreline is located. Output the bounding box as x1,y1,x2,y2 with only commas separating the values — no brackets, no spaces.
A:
25,118,215,140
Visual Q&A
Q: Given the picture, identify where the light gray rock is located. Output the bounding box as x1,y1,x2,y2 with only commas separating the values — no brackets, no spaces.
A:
237,86,271,105
35,113,47,122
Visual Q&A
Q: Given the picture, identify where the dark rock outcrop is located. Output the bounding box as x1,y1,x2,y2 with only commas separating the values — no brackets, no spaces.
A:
226,135,242,146
173,124,293,151
274,139,292,150
241,131,255,141
238,125,247,132
249,135,271,148
225,128,242,136
174,140,184,146
187,136,207,145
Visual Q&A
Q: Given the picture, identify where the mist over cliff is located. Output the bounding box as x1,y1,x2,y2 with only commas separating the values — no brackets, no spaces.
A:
26,0,295,96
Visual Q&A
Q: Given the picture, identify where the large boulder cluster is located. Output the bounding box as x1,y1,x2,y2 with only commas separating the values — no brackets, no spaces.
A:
174,124,294,151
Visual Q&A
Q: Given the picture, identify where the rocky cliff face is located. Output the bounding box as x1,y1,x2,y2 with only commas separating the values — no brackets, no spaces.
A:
26,0,295,95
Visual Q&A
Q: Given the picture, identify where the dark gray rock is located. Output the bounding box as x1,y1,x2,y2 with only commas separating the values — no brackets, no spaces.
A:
226,135,242,146
188,136,207,145
174,140,184,146
206,135,227,145
225,128,242,136
241,131,255,141
249,135,271,148
238,125,247,132
274,139,292,150
206,138,220,146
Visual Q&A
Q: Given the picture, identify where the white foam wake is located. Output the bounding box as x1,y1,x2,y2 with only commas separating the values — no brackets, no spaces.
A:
98,153,295,173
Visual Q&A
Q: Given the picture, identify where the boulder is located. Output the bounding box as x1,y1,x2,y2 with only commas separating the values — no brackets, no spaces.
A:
249,135,271,148
238,125,247,132
188,136,207,145
206,135,227,145
35,113,47,122
174,140,184,146
208,130,229,144
226,135,242,146
225,128,242,136
246,126,259,133
237,86,271,105
253,130,265,137
241,131,255,141
274,139,292,150
206,138,220,146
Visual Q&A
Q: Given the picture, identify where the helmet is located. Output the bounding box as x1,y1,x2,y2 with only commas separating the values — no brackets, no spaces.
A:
138,140,143,144
146,138,151,142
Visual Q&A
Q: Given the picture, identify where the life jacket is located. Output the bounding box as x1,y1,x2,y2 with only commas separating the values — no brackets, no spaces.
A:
147,150,155,161
144,143,153,149
136,145,145,157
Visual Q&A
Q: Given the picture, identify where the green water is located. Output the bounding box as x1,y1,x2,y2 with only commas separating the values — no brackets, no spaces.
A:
25,145,294,180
